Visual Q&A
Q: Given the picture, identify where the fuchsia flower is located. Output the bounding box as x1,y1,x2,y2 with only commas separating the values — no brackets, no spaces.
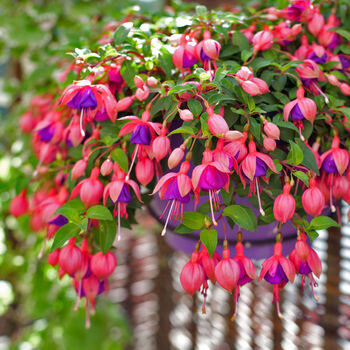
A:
302,177,325,217
135,151,154,186
239,140,277,215
235,67,269,96
152,160,193,236
59,237,84,276
283,0,314,22
103,165,142,240
207,106,229,136
180,248,205,295
263,120,280,140
71,167,104,208
118,111,162,179
263,137,276,151
259,235,296,317
319,136,350,211
60,79,117,136
64,116,85,147
283,87,317,140
10,190,29,218
71,159,87,179
318,15,341,50
195,30,221,71
172,35,198,73
168,145,185,169
152,128,170,161
192,149,231,225
252,30,273,52
91,251,117,279
212,139,238,172
307,8,324,37
289,233,322,300
224,131,248,162
273,183,296,223
231,233,256,320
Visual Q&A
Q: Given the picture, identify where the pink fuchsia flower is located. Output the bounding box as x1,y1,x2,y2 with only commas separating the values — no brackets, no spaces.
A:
238,140,277,215
82,274,101,328
47,248,60,266
283,87,317,140
178,109,193,122
235,67,269,96
118,111,162,179
180,248,206,295
35,111,65,144
252,30,273,52
263,137,276,151
135,153,154,186
71,159,88,180
19,111,36,133
192,149,231,225
64,116,84,147
259,235,296,318
301,177,325,217
152,160,193,236
152,128,170,161
195,30,221,71
231,232,256,320
103,165,142,240
332,174,349,200
240,24,256,42
224,131,248,162
307,8,325,37
168,145,185,169
289,232,322,300
273,183,296,223
318,15,342,50
263,120,280,140
10,190,29,218
60,79,117,136
58,237,84,276
207,106,229,136
91,251,117,279
273,22,302,46
283,0,314,22
306,44,328,64
172,35,198,73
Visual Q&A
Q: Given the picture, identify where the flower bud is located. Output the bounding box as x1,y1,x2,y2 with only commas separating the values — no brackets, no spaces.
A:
152,135,171,161
180,251,205,295
327,74,340,86
100,159,113,176
10,190,29,217
340,83,350,95
263,121,280,140
179,109,194,122
91,251,117,279
47,248,60,266
134,75,144,89
135,86,150,101
59,238,84,275
263,137,276,151
71,159,87,179
136,157,154,186
273,184,296,223
146,77,158,87
302,178,325,216
168,147,185,169
19,112,36,133
116,96,134,112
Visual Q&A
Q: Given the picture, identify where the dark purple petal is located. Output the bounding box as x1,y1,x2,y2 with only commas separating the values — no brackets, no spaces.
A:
290,103,305,120
182,51,198,68
264,263,289,284
322,153,338,173
339,55,350,70
328,34,341,50
200,49,211,62
287,4,305,21
94,106,109,121
298,261,312,274
237,261,253,286
48,215,68,227
198,166,228,191
130,124,151,145
301,78,317,88
163,178,191,203
117,184,132,203
255,158,268,177
308,51,327,64
67,87,97,110
38,125,54,142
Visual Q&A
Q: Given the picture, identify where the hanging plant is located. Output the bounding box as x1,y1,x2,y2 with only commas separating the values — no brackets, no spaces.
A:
10,0,350,326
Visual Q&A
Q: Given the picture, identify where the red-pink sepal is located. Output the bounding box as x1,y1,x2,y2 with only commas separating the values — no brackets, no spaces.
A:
252,30,273,52
91,251,117,279
233,242,256,284
307,9,325,37
58,238,84,276
180,251,205,295
10,190,29,217
198,247,221,284
273,184,296,223
195,30,221,61
283,87,317,124
214,248,240,293
301,178,326,217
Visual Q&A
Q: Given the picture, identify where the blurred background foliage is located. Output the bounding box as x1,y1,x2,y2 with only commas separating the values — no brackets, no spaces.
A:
0,1,146,349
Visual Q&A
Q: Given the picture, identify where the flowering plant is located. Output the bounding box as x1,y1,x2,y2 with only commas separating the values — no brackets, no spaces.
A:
11,0,350,324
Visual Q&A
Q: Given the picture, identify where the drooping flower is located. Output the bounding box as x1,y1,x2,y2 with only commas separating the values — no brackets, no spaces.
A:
10,190,29,217
289,232,322,300
252,30,273,52
195,30,221,71
259,234,296,318
273,183,296,223
173,34,198,74
302,177,326,217
235,67,269,96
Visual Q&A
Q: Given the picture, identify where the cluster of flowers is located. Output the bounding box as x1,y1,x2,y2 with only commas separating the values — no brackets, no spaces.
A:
10,0,350,324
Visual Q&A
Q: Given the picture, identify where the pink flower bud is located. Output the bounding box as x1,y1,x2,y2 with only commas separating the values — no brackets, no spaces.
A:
152,135,171,161
295,239,310,261
116,96,134,112
340,83,350,95
179,109,194,122
327,74,340,86
333,175,349,199
302,178,326,217
236,66,253,81
71,159,87,179
199,247,221,284
263,121,280,140
91,251,117,279
134,75,144,88
19,112,36,133
263,137,276,151
136,157,154,186
224,130,243,141
135,86,150,101
180,251,205,295
291,23,302,36
207,107,229,135
47,248,60,266
10,190,29,217
168,147,185,169
59,238,84,275
100,159,113,176
252,30,273,52
273,184,296,223
214,248,240,293
146,77,158,87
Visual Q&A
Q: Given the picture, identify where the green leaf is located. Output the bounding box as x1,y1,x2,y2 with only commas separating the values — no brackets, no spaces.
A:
51,223,81,252
232,31,249,50
80,217,89,232
241,48,253,62
305,229,319,242
159,47,174,79
113,25,131,45
250,58,273,71
200,229,218,258
168,83,195,95
187,99,203,116
168,126,196,136
174,223,195,234
329,27,350,41
54,199,85,223
86,205,113,221
308,216,340,230
182,212,207,230
296,139,320,175
293,171,309,187
200,117,210,137
286,141,303,165
223,205,257,232
99,220,117,254
275,120,299,133
196,5,208,16
121,60,137,88
111,148,128,172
